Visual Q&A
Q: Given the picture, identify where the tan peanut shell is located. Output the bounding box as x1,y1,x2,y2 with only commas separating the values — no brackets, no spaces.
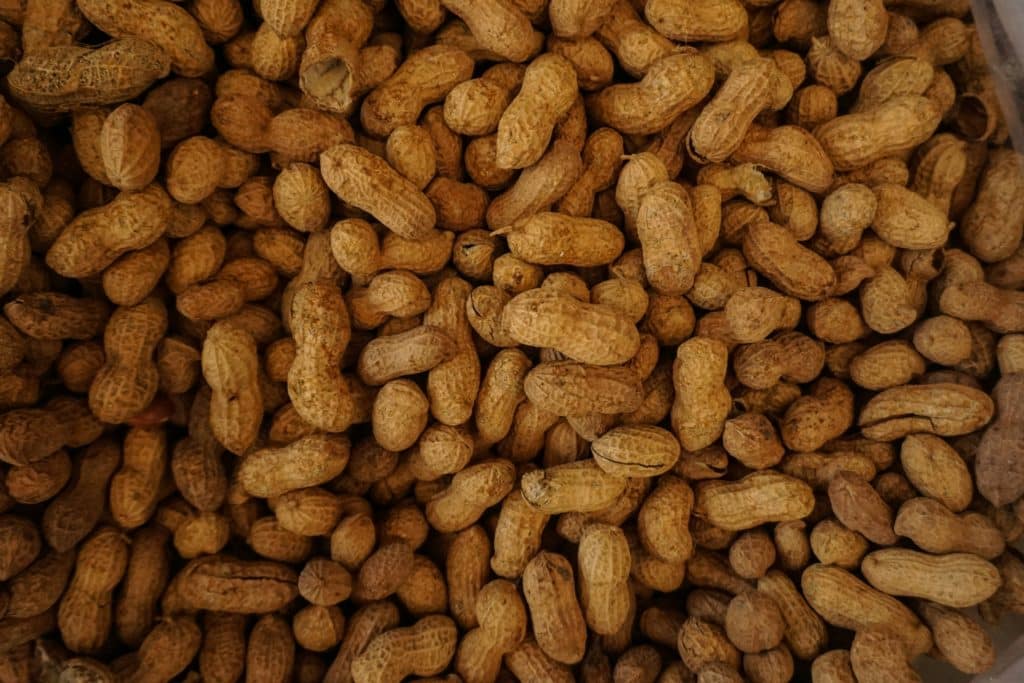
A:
827,0,888,61
638,475,694,564
47,184,171,279
588,51,714,135
976,374,1024,505
351,615,458,683
238,433,349,498
672,336,731,451
861,548,1001,608
521,459,626,514
202,321,262,455
523,361,643,417
321,143,437,241
695,472,815,531
815,95,942,172
849,628,918,683
522,551,587,664
424,459,515,532
77,0,214,77
918,601,996,675
894,497,1005,559
496,53,578,170
743,221,836,300
455,578,527,683
636,181,702,296
688,57,790,163
440,0,539,63
801,564,932,656
502,288,640,366
8,39,172,112
591,425,680,477
858,382,994,441
288,281,354,433
645,0,748,42
498,212,624,268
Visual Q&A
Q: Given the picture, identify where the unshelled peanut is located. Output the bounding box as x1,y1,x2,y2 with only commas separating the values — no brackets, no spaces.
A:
0,2,1014,681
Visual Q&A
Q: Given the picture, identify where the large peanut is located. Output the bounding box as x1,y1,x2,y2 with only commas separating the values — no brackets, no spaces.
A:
288,281,354,432
801,564,932,656
77,0,214,77
588,51,714,135
361,45,474,137
88,298,167,424
351,615,458,683
522,552,587,664
46,184,171,279
815,95,942,171
502,288,639,366
321,143,437,241
201,321,262,455
496,54,578,169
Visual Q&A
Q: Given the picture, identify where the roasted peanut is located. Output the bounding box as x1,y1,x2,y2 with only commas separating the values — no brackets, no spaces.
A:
0,1,1015,677
495,54,578,169
523,551,587,664
588,51,714,135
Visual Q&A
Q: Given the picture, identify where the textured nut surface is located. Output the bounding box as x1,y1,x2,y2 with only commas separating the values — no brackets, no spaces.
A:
0,2,1016,680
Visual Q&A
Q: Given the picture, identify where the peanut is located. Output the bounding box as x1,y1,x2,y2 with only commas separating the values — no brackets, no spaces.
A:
672,337,731,450
351,615,458,683
524,361,643,416
578,523,631,635
588,51,714,135
41,439,119,552
849,628,919,683
861,548,1000,608
77,0,214,77
495,54,578,169
99,104,161,192
894,496,1005,559
645,0,748,42
815,95,942,172
455,579,527,683
828,0,888,60
743,221,836,300
173,554,298,613
57,526,129,654
115,525,170,648
871,183,953,249
360,45,473,139
88,298,167,424
502,288,639,366
976,374,1024,505
961,149,1024,262
8,39,172,112
732,125,835,194
321,144,437,241
238,433,350,498
201,321,261,455
801,564,932,656
46,184,171,279
439,1,538,64
288,281,354,432
858,382,994,440
424,459,515,532
591,425,680,477
0,2,1013,678
522,551,587,664
918,601,996,674
695,472,814,531
688,57,790,163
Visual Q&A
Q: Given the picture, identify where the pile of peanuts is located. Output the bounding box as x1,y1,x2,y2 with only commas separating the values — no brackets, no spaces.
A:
0,0,1022,681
